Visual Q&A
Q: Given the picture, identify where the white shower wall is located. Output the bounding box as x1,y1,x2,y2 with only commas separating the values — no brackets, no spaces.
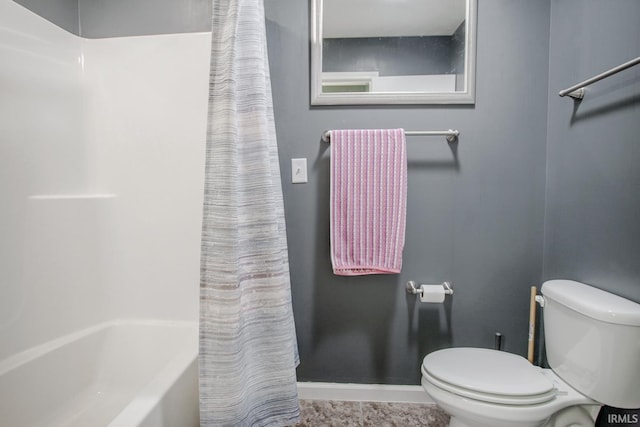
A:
82,33,210,321
0,0,210,359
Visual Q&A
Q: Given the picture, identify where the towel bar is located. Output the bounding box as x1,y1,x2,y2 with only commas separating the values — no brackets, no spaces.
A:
559,56,640,99
322,129,459,144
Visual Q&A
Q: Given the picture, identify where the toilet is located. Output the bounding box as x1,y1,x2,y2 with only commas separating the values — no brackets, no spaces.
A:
421,280,640,427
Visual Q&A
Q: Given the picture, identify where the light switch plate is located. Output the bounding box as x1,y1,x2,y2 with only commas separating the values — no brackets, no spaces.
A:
291,158,308,184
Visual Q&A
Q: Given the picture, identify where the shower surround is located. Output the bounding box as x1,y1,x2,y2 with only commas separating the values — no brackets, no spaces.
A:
0,1,209,424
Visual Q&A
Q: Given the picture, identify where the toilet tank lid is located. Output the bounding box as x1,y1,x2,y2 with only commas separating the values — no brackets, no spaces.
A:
542,280,640,326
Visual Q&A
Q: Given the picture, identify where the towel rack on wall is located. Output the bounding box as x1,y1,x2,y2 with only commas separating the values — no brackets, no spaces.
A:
558,56,640,100
321,129,460,144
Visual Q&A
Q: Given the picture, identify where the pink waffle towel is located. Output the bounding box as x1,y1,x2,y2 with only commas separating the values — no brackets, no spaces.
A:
330,129,407,275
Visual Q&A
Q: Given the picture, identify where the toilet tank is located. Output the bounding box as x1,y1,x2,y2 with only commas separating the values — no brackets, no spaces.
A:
541,280,640,409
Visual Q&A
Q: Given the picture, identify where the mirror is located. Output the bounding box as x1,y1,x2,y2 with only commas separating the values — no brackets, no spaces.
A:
310,0,477,105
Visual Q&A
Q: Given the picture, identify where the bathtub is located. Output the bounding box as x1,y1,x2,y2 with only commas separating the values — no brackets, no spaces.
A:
0,320,199,427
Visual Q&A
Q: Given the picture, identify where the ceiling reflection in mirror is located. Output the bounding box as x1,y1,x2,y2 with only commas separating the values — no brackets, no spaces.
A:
311,0,477,105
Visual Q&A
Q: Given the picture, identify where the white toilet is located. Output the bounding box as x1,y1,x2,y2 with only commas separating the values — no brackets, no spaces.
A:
421,279,640,427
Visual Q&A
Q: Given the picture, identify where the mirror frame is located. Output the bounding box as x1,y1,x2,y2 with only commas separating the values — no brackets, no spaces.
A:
310,0,477,105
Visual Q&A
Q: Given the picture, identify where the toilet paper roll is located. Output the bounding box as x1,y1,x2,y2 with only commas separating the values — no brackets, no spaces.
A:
420,285,446,303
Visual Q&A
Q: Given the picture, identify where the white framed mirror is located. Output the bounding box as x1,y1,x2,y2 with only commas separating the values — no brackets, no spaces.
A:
310,0,477,105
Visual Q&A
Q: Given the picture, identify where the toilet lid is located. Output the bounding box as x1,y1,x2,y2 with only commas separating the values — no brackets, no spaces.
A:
423,348,556,404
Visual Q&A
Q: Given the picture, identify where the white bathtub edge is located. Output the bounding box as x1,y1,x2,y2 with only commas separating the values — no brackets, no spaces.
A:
297,382,434,404
0,318,196,376
107,347,198,427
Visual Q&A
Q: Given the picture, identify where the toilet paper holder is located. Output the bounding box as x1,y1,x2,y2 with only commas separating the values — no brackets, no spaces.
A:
406,280,453,296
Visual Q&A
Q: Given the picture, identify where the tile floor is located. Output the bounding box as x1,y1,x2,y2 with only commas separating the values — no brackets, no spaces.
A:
293,400,450,427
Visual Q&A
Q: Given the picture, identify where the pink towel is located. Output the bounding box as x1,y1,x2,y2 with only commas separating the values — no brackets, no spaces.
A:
330,129,407,276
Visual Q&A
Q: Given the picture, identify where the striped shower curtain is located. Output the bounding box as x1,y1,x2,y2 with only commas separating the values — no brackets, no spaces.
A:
198,0,299,425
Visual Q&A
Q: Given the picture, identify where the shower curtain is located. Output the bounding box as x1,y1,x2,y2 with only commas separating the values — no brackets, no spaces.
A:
198,0,299,426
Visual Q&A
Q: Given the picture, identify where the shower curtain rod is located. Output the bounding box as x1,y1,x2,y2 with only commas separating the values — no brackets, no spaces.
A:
321,129,459,144
558,56,640,100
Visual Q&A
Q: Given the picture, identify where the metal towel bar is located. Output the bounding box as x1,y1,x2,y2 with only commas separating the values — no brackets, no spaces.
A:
321,129,459,144
559,56,640,100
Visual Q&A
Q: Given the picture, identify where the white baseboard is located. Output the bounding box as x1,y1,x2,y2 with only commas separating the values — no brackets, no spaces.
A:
297,382,434,404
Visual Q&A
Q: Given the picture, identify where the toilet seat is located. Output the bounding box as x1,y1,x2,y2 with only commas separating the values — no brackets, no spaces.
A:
422,348,557,406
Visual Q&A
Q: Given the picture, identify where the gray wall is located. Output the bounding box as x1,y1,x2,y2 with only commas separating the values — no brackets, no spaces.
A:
266,0,550,383
452,23,466,91
11,0,211,37
13,0,79,34
323,36,454,76
77,0,210,38
543,0,640,303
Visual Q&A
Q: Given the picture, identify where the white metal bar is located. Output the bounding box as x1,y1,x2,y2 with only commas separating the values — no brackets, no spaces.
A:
559,56,640,99
321,129,459,143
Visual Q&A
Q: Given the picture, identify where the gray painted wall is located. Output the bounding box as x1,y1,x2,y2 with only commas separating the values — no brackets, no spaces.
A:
452,23,466,91
13,0,79,34
266,0,550,383
77,0,210,38
10,0,211,37
323,36,454,76
543,0,640,303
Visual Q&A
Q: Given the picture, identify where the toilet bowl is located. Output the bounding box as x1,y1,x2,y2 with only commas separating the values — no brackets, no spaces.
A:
420,280,640,427
421,347,595,427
